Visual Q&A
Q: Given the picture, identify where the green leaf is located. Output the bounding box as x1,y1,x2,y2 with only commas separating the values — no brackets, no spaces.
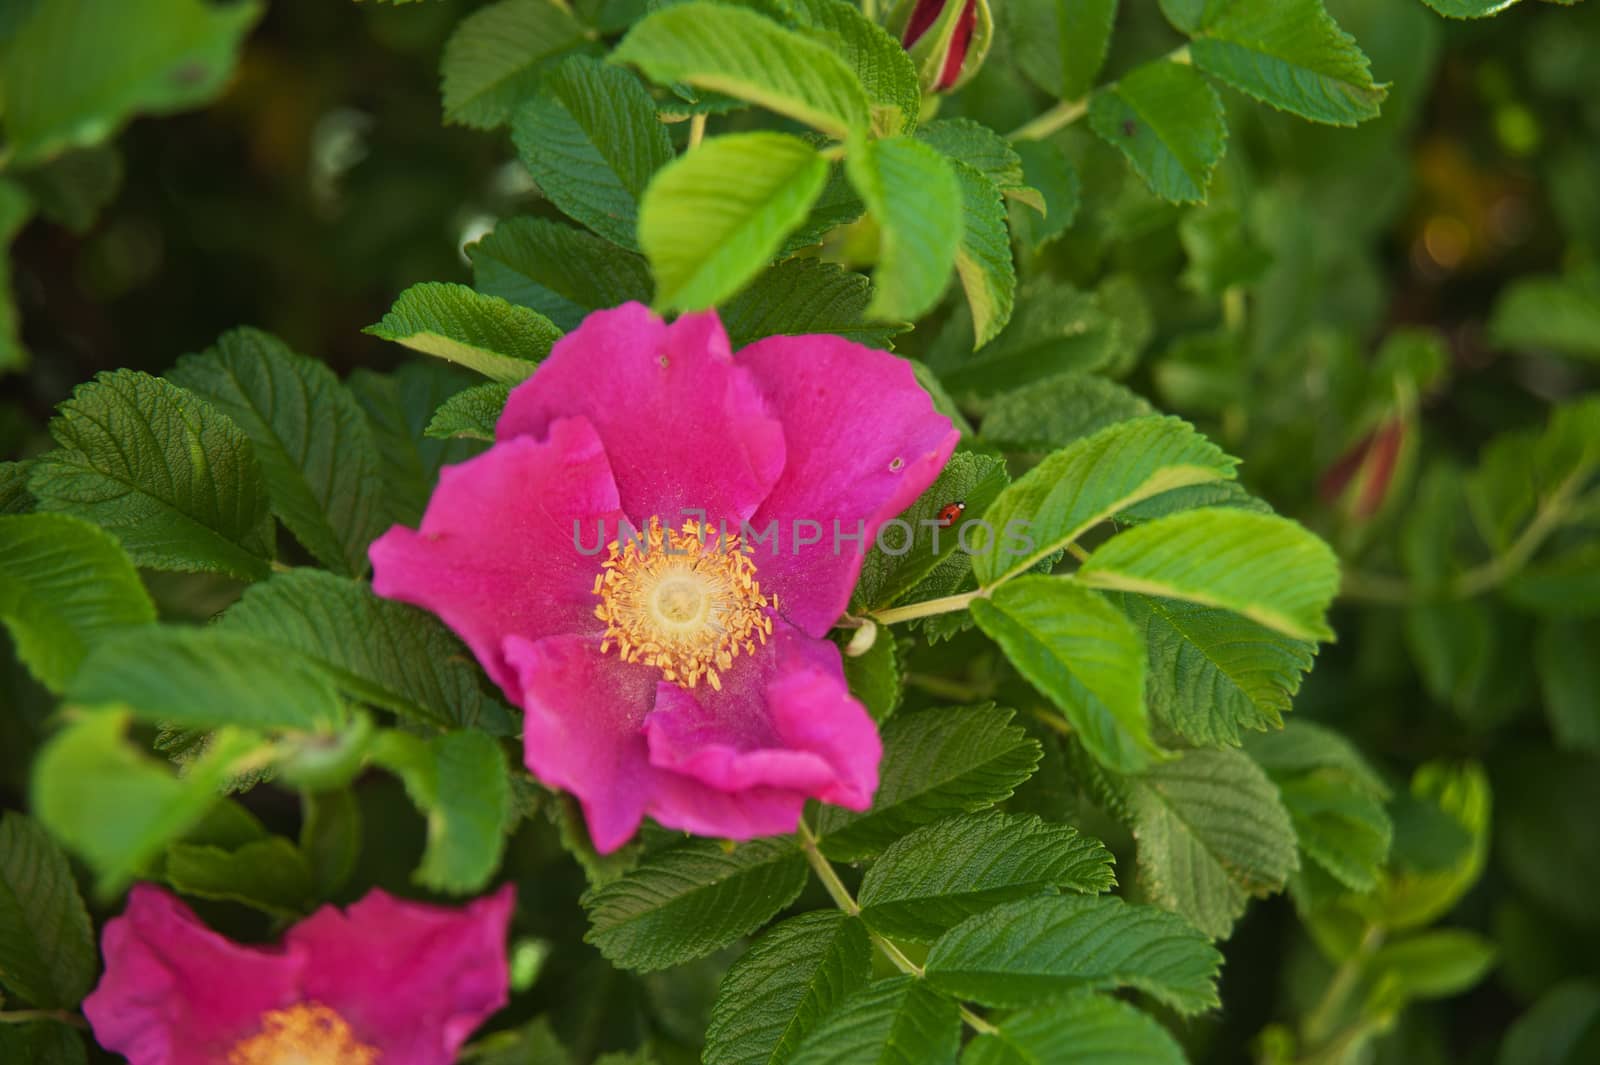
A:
788,977,960,1065
0,180,30,373
68,626,345,733
1505,544,1600,614
0,813,95,1008
0,513,155,694
846,136,963,322
613,3,871,137
168,328,384,577
366,283,560,382
1536,619,1600,753
924,894,1223,1015
704,911,873,1065
1088,60,1225,205
1115,593,1315,747
29,370,274,580
470,217,653,331
370,730,510,894
972,416,1237,586
949,162,1016,349
1010,141,1079,250
814,705,1042,861
1169,0,1387,126
12,146,123,233
0,0,262,166
842,629,901,723
981,374,1152,452
1111,747,1299,939
300,789,362,899
960,991,1187,1065
426,383,513,444
348,361,485,528
1077,508,1339,642
439,0,588,129
1179,207,1271,297
0,460,33,514
853,451,1010,612
219,568,513,733
583,838,809,971
973,578,1159,774
1420,0,1523,18
1378,761,1490,932
0,1015,87,1064
934,281,1123,397
915,119,1031,206
720,259,900,350
641,133,829,310
1499,982,1600,1065
1367,929,1496,1003
858,813,1115,942
792,0,920,137
512,57,676,249
1013,0,1119,101
163,836,315,919
31,710,264,895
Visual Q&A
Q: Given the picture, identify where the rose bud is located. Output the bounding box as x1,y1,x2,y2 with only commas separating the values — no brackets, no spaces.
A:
890,0,993,95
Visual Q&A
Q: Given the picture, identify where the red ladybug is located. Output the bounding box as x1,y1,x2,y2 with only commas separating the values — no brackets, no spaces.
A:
935,501,966,527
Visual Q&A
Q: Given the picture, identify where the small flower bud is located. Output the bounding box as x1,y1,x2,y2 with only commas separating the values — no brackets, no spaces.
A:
1320,415,1410,522
891,0,993,95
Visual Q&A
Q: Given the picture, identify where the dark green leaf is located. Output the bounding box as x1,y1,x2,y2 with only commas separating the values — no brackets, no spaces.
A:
426,383,513,444
370,729,511,894
470,217,653,331
960,991,1187,1065
788,977,960,1065
720,259,900,350
163,836,315,918
0,813,95,1008
440,0,588,129
1088,60,1225,205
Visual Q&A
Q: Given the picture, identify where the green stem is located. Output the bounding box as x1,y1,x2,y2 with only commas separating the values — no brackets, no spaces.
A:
1007,97,1088,142
871,589,983,626
796,820,997,1035
905,672,990,702
0,1009,87,1029
688,113,707,150
861,0,877,22
1302,925,1383,1047
1338,568,1415,605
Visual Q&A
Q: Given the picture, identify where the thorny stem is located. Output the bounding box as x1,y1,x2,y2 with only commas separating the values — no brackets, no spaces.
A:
796,821,998,1036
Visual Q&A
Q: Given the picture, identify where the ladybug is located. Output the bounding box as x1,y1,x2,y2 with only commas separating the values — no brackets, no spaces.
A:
935,501,966,527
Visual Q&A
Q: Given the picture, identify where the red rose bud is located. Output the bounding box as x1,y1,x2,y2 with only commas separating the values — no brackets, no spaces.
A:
1319,415,1409,521
892,0,992,94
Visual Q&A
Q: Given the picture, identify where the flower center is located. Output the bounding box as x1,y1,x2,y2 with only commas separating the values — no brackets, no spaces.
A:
593,517,775,691
227,1003,380,1065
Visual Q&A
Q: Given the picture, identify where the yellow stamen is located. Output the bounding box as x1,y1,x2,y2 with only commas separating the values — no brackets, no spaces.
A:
227,1002,380,1065
593,518,775,689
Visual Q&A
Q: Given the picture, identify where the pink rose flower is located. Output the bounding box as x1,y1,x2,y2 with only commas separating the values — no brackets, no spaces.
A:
369,305,958,852
82,883,515,1065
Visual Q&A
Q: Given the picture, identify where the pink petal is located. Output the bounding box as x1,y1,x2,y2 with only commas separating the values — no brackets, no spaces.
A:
287,886,515,1065
644,624,878,810
738,336,958,636
497,304,786,527
82,885,304,1065
505,634,814,851
369,416,623,698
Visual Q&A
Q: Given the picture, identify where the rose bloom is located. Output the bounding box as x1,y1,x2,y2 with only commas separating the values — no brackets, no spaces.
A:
82,883,514,1065
371,305,957,852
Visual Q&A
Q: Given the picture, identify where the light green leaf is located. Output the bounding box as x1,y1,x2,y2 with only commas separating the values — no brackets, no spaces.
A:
439,0,588,129
704,911,873,1065
1077,508,1339,642
0,513,155,694
1489,271,1600,362
470,217,653,331
0,0,262,166
370,730,510,894
366,283,560,382
973,578,1159,774
1172,0,1387,126
788,977,960,1065
426,383,513,444
960,991,1187,1065
168,328,384,577
1420,0,1522,18
915,119,1030,205
641,132,828,310
720,259,901,350
31,710,264,895
972,416,1237,586
858,813,1114,942
68,626,345,733
583,838,809,971
218,568,513,733
846,136,963,322
814,705,1042,861
29,370,274,580
0,813,96,1008
1088,60,1225,205
1115,593,1315,747
949,162,1016,349
1112,747,1300,939
512,57,675,249
792,0,920,137
981,374,1153,452
925,894,1223,1015
613,3,871,137
1013,0,1119,101
163,837,315,919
